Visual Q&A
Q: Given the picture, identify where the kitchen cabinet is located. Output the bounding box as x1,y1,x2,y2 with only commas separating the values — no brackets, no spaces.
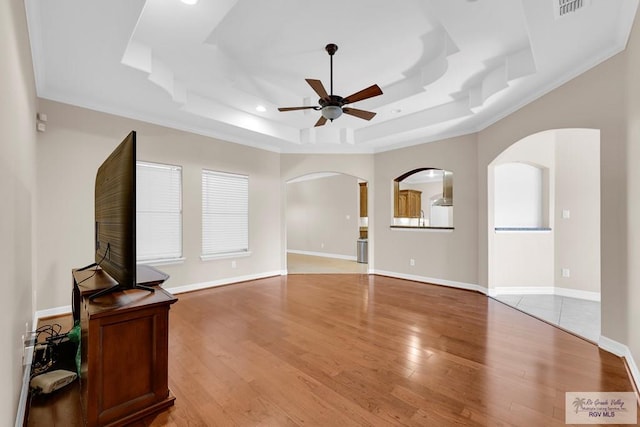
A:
398,189,422,218
359,182,368,218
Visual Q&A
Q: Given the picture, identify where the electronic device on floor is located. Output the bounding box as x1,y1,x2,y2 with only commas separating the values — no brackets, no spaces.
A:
30,369,77,395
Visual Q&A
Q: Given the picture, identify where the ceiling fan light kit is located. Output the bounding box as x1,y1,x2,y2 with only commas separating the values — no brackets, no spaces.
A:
321,105,342,120
278,43,383,127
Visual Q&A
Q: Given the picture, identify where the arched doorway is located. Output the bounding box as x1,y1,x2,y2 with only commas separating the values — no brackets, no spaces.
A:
285,172,368,274
488,129,601,341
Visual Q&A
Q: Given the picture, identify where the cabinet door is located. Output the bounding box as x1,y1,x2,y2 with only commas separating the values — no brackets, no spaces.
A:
408,191,422,218
398,192,408,217
84,305,171,426
359,183,368,217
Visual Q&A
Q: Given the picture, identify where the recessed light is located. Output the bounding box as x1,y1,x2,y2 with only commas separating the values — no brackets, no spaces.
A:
181,0,198,5
256,105,266,112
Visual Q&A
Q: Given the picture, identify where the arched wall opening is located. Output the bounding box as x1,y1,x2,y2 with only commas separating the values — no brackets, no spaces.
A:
285,172,369,274
390,167,454,229
487,128,601,340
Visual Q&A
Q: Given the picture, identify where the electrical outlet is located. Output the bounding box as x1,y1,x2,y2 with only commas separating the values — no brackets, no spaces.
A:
22,332,36,366
231,260,237,268
321,243,324,249
410,258,415,266
562,268,570,278
23,322,30,364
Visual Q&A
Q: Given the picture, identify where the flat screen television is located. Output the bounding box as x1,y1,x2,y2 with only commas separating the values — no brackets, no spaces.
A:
82,131,163,300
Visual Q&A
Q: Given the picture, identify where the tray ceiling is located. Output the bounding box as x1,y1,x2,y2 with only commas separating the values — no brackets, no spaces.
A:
25,0,638,153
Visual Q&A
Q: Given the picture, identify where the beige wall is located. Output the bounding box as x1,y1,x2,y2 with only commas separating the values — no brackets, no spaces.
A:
492,233,554,288
35,99,282,309
280,154,374,183
373,135,478,286
554,129,600,294
286,174,360,258
1,0,37,424
626,2,640,384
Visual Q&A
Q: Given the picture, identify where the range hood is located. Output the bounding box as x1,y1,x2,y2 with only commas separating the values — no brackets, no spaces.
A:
432,170,453,206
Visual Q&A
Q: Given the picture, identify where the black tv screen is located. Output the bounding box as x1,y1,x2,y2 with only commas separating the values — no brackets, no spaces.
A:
94,131,137,290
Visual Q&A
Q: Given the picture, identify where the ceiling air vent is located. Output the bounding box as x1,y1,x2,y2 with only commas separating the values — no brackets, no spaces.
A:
555,0,589,19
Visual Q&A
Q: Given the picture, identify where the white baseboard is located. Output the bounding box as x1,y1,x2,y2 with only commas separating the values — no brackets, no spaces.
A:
165,270,283,295
599,336,640,392
15,364,31,427
31,271,285,322
287,249,356,262
372,269,488,295
489,286,600,301
34,305,73,321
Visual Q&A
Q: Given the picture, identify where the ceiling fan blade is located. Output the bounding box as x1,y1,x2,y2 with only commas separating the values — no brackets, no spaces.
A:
278,106,318,112
343,84,383,104
306,79,329,100
314,116,327,127
343,107,376,121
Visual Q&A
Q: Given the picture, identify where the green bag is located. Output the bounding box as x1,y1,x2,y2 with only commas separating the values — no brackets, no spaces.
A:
67,321,81,376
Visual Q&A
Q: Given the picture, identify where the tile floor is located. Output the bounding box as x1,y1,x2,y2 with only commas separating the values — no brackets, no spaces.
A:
493,294,600,342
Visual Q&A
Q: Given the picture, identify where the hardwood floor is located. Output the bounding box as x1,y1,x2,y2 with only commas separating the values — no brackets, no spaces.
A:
152,274,637,426
28,274,639,426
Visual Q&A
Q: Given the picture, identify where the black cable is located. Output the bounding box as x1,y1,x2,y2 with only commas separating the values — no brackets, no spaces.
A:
76,243,110,286
31,322,70,378
35,323,62,341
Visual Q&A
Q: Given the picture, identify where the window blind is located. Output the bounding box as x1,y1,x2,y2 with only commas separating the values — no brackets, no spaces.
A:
202,170,249,256
136,161,182,261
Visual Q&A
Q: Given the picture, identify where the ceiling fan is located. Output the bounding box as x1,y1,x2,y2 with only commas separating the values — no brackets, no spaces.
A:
278,43,383,127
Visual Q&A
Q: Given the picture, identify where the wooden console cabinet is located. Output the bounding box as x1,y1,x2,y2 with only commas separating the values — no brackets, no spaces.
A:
72,269,177,426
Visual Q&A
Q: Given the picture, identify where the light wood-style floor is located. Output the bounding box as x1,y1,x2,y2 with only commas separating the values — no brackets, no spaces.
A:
29,274,639,426
287,252,368,274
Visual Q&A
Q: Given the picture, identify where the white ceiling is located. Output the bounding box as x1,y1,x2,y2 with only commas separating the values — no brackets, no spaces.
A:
25,0,638,154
